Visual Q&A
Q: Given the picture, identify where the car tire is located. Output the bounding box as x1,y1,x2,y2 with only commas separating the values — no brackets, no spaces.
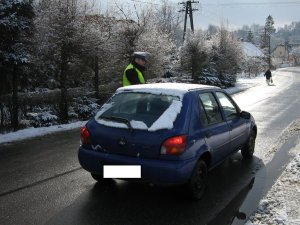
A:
91,173,114,184
186,159,208,199
91,173,104,181
241,130,256,159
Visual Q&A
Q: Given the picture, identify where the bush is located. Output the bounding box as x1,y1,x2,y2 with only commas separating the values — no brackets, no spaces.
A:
73,97,100,120
26,111,58,127
199,75,222,87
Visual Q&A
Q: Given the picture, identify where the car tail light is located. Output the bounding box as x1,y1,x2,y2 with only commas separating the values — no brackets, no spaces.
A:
81,126,91,145
161,135,187,155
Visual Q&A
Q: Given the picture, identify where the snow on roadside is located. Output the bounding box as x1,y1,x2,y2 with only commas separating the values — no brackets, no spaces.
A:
246,119,300,225
226,73,265,95
0,121,87,145
246,145,300,225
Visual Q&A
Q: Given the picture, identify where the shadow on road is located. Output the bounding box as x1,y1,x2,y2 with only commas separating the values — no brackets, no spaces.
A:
47,154,264,225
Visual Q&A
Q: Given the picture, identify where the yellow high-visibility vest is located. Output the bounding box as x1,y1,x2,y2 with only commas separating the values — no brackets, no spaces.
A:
123,63,145,86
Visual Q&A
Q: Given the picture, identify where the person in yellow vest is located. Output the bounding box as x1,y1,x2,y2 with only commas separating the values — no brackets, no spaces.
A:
123,52,149,86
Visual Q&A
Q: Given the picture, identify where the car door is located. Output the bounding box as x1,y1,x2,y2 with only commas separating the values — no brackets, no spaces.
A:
215,91,249,153
198,92,232,165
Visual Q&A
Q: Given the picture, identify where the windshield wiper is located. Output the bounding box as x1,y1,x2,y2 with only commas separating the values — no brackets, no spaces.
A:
99,115,134,133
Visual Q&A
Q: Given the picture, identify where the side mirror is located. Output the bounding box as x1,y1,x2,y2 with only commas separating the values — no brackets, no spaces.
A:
240,111,251,119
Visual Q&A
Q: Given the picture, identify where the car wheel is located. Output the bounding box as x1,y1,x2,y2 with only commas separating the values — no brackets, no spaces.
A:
187,159,208,199
91,173,114,184
241,131,256,159
91,173,103,181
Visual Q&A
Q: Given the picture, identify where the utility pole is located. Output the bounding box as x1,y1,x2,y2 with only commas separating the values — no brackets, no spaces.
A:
179,1,199,41
262,27,270,68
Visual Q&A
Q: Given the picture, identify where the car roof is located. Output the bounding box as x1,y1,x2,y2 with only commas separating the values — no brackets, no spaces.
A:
117,83,220,99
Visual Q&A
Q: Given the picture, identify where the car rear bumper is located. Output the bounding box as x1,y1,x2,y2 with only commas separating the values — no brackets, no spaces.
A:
78,147,196,185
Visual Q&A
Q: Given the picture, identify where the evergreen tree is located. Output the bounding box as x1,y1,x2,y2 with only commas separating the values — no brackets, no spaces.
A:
0,0,34,130
211,26,242,81
264,15,275,67
247,30,254,43
34,0,87,123
180,31,208,82
265,15,276,36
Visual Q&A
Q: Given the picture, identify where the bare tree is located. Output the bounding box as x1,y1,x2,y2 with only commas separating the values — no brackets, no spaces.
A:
136,21,177,79
112,2,177,80
154,0,182,45
80,13,113,98
113,3,150,62
291,47,300,65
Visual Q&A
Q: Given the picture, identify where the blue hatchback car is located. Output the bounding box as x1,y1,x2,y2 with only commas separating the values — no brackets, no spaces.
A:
78,83,257,199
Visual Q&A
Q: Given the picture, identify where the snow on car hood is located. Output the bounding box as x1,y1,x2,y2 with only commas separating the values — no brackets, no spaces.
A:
95,99,182,131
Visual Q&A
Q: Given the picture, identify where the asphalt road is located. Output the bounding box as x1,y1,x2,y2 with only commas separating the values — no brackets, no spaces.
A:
0,67,299,225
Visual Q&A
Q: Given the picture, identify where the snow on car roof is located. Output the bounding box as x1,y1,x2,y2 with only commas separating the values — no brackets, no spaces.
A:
117,83,219,98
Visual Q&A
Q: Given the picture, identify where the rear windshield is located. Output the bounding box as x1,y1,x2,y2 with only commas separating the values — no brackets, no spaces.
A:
95,92,181,131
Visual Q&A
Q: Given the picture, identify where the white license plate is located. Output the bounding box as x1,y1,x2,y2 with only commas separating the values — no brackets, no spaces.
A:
103,165,141,178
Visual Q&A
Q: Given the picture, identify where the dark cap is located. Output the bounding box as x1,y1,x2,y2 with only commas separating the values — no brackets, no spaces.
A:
133,52,150,61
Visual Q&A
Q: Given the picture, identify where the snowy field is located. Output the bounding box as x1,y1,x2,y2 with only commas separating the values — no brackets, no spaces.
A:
0,70,299,225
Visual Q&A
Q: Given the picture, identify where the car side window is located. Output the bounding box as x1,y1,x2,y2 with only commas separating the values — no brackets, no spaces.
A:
215,92,238,119
199,100,209,126
199,93,223,125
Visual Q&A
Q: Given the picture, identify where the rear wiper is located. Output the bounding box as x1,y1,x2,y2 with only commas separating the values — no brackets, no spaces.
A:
99,116,133,133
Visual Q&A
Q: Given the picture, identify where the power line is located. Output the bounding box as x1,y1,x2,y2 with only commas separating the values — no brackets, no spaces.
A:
130,0,162,6
131,0,300,6
201,1,300,7
197,1,299,29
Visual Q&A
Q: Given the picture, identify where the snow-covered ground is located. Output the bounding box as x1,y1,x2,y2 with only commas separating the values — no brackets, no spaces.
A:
246,119,300,225
0,121,87,145
0,70,299,225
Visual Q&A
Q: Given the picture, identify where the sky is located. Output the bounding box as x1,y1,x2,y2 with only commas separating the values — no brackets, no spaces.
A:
95,0,300,30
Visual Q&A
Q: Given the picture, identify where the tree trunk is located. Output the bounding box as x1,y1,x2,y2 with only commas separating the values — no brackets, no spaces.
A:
59,49,68,124
192,60,198,83
94,55,99,99
268,35,271,68
0,103,4,128
12,65,19,131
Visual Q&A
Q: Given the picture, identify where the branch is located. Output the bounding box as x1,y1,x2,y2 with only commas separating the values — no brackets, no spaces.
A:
114,0,128,20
